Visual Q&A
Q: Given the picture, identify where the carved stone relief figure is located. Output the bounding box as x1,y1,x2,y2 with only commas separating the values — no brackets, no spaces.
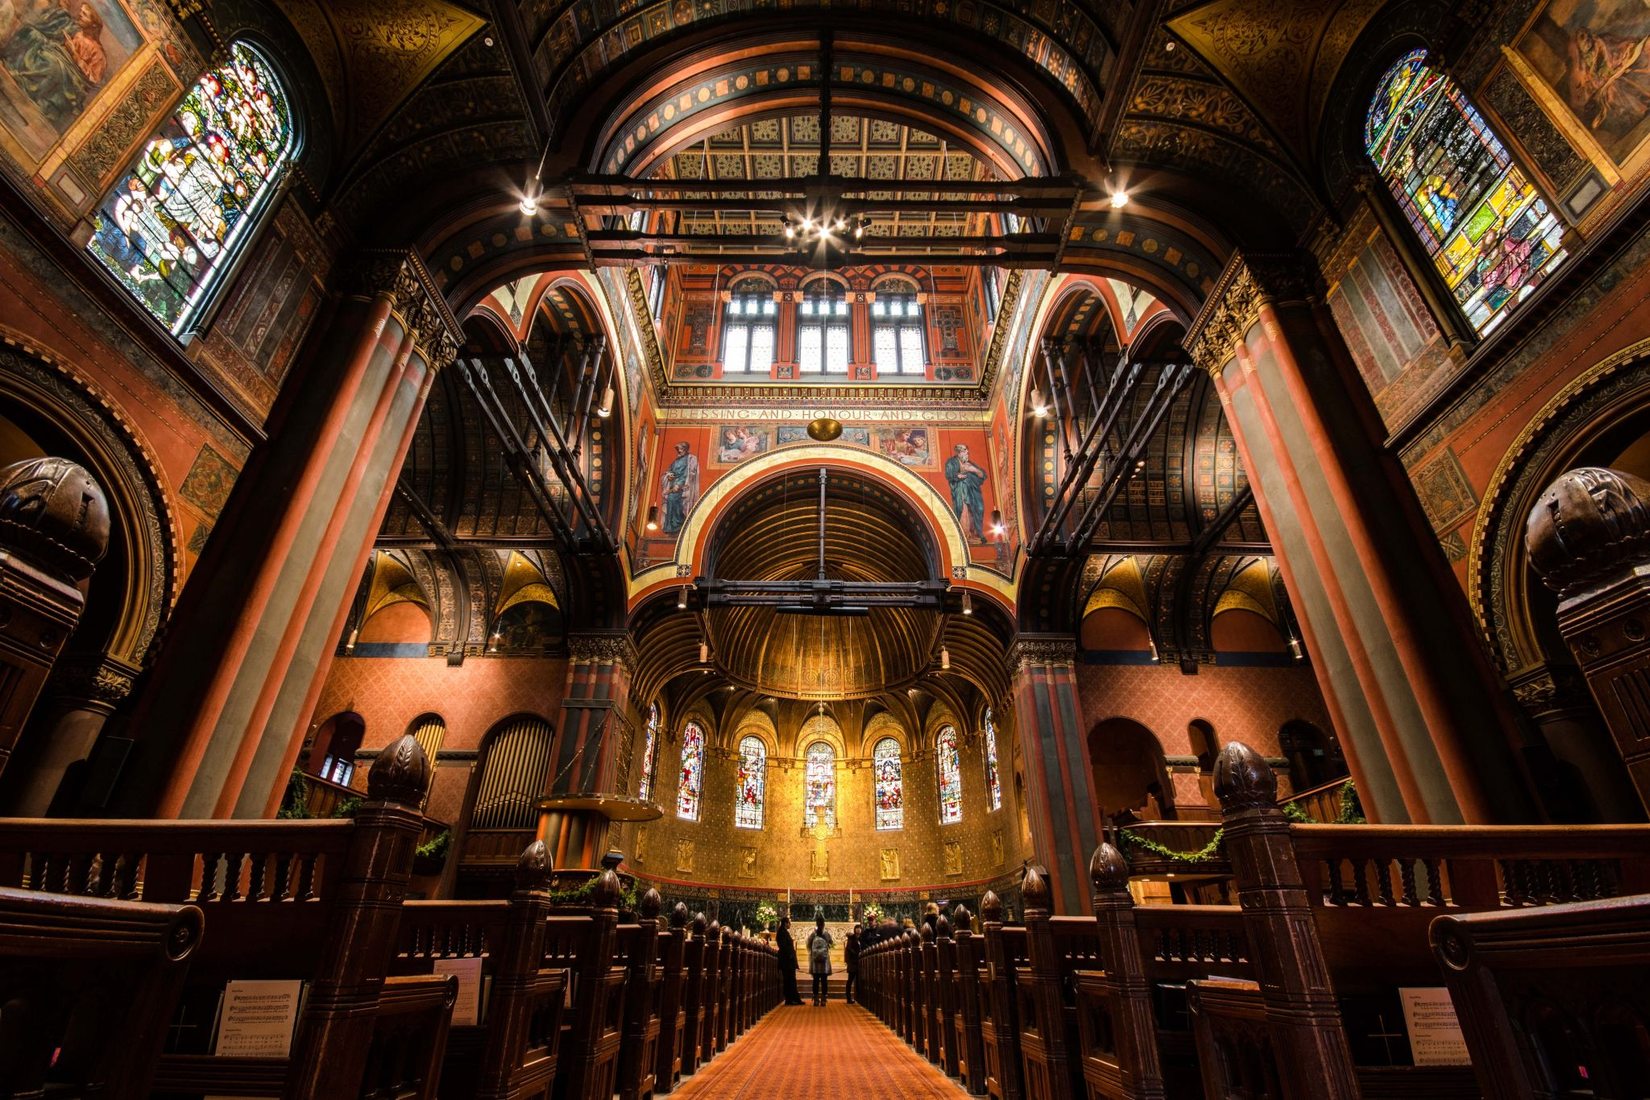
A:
945,841,963,876
879,847,900,881
675,838,693,873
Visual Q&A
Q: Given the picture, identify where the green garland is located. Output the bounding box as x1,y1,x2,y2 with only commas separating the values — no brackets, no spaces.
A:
543,874,641,912
1117,781,1364,864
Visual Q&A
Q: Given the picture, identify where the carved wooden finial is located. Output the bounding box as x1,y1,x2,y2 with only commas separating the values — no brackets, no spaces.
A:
936,914,952,939
1527,467,1650,595
592,867,622,908
692,911,708,935
920,920,934,942
1214,741,1276,811
0,456,110,578
1090,842,1131,891
981,889,1003,922
671,901,690,929
1022,863,1052,911
951,904,973,933
366,732,431,807
515,839,553,891
708,920,721,939
640,887,663,920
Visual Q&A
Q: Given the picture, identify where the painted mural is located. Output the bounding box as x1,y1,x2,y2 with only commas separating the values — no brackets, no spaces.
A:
872,426,933,468
1517,0,1650,168
715,425,769,464
0,0,143,160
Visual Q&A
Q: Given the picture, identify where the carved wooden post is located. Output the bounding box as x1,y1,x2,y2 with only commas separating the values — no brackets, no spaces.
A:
558,866,624,1100
0,458,108,801
980,888,1026,1100
1022,864,1079,1100
1090,842,1167,1100
617,887,663,1100
1527,467,1650,814
952,905,988,1094
920,919,940,1062
701,921,722,1057
905,928,922,1046
284,733,430,1100
680,913,707,1075
478,841,558,1100
935,913,960,1077
1214,742,1358,1100
654,901,689,1092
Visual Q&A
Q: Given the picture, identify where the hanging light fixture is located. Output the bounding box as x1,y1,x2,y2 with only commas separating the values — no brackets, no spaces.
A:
940,647,951,671
1030,386,1049,418
990,509,1005,538
645,503,660,531
699,640,710,664
677,585,690,610
961,591,974,616
596,383,615,418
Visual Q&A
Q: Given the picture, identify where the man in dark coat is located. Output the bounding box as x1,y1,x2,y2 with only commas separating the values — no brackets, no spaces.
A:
843,922,862,1005
776,916,803,1004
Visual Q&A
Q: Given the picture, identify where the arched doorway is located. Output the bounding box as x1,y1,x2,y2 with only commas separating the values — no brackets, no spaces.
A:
1087,717,1172,826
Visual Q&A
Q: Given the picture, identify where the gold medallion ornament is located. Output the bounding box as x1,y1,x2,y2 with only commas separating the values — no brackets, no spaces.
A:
807,416,844,442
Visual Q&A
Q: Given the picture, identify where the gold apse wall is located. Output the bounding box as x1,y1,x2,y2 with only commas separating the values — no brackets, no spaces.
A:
617,709,1034,893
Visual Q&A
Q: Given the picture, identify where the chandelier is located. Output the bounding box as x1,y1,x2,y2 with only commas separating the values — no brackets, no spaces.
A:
784,212,868,251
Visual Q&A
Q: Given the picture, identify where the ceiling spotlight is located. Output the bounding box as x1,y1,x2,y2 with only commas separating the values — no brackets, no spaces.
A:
645,504,660,531
596,383,615,418
961,591,974,616
1109,189,1130,209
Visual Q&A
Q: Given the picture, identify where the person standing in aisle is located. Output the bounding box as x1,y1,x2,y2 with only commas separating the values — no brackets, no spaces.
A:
777,915,803,1005
806,915,834,1006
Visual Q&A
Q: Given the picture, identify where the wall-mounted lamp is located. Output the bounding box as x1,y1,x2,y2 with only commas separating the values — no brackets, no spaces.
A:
645,504,660,531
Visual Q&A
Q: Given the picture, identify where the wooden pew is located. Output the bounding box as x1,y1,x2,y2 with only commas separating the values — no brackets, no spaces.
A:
0,886,203,1099
616,889,664,1100
653,903,690,1093
0,732,452,1100
544,868,626,1100
980,891,1029,1100
1432,893,1650,1099
392,840,569,1100
934,912,962,1079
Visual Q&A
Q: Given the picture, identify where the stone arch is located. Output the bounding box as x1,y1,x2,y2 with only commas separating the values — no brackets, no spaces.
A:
1086,716,1173,825
0,338,178,674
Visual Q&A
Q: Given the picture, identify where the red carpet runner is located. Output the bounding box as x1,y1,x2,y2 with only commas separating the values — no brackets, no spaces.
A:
671,1003,969,1098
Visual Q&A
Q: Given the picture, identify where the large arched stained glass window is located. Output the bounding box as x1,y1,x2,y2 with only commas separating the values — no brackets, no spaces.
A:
676,720,705,820
87,42,296,334
637,703,660,801
804,742,836,830
1364,49,1566,336
984,708,1002,812
734,735,766,829
873,737,904,830
936,725,963,824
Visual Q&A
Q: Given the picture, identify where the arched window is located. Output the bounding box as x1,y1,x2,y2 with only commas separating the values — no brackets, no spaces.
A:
676,720,705,820
804,742,836,830
871,279,926,375
936,725,963,824
873,737,904,830
637,703,661,801
1364,49,1567,336
734,735,766,828
983,708,1002,812
87,42,296,334
798,286,850,374
721,279,776,374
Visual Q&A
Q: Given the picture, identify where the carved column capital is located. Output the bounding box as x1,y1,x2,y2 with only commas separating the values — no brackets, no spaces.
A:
568,630,639,667
1007,634,1077,674
348,249,463,374
1183,250,1322,376
45,653,140,711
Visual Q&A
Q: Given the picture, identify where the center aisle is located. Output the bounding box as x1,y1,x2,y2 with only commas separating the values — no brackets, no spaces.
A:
670,1003,969,1099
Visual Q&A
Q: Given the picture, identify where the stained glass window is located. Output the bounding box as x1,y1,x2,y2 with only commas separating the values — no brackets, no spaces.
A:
676,720,705,820
984,708,1002,812
722,280,776,373
798,293,850,374
87,42,295,334
804,742,836,830
936,725,963,824
873,737,904,830
734,735,766,829
871,281,926,375
637,703,660,801
1364,49,1566,336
